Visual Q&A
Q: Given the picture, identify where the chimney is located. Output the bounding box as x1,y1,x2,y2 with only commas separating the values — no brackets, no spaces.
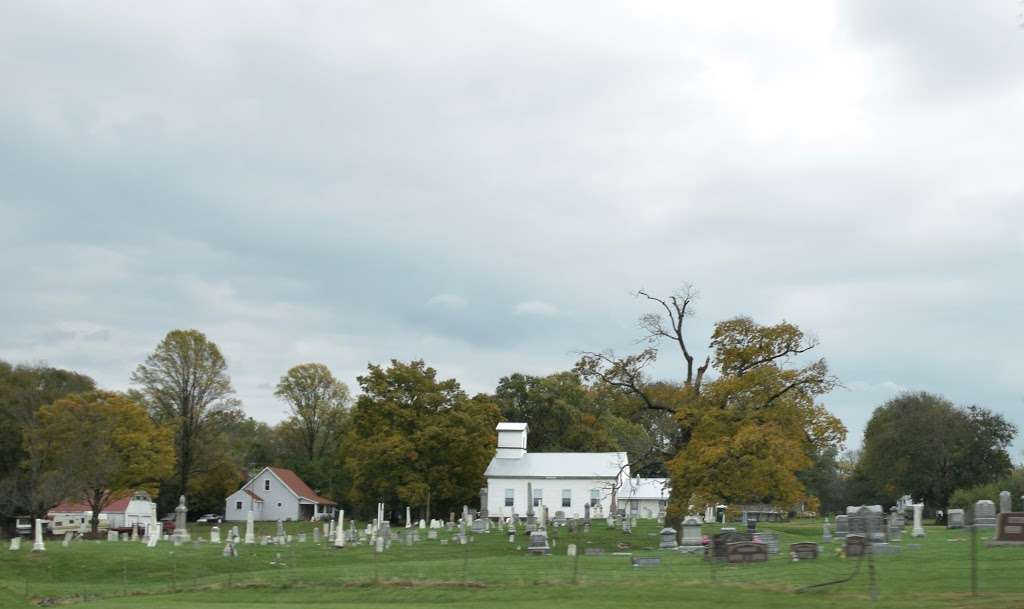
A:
495,422,528,459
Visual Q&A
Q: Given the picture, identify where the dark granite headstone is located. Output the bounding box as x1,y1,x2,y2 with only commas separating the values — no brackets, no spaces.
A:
995,512,1024,542
708,531,753,560
844,535,868,557
631,556,661,567
584,547,605,556
790,542,819,560
726,541,768,564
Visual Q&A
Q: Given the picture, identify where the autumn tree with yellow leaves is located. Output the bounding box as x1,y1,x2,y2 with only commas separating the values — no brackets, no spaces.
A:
32,391,175,534
577,286,845,526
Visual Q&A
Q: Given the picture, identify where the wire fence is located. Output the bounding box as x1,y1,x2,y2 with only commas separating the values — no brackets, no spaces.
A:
1,520,1021,606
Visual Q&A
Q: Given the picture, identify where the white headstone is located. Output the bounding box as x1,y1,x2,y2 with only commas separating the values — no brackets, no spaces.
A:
10,537,22,551
210,526,221,544
32,519,46,552
999,491,1012,513
244,510,255,544
912,503,925,538
334,510,345,548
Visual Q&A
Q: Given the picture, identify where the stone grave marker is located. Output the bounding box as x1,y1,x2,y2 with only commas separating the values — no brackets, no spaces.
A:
313,528,321,543
790,542,819,560
999,491,1012,513
844,535,868,558
210,526,221,544
989,512,1024,546
834,515,849,536
872,543,900,555
708,531,752,560
726,541,768,564
754,531,779,554
223,540,238,557
659,527,678,549
974,500,997,528
631,556,662,567
679,517,703,554
9,537,21,551
527,529,551,555
567,543,577,556
947,509,965,529
584,547,605,556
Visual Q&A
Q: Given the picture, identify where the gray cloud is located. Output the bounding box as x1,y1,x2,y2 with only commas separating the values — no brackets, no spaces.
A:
1,1,1022,456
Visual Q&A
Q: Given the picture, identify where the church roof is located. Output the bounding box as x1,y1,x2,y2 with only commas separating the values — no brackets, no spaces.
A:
485,452,628,479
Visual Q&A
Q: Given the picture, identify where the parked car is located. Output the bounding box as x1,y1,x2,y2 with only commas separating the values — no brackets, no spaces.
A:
196,514,223,524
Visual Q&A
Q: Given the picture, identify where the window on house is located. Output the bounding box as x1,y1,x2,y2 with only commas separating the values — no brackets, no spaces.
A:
235,501,243,511
533,487,543,507
264,479,271,491
561,489,571,508
590,489,600,507
504,489,514,507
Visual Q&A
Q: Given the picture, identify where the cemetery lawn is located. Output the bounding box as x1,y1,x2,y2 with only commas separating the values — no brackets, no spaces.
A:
2,520,1022,609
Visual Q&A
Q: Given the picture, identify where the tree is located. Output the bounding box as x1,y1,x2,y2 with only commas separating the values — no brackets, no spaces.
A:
856,392,1015,510
342,360,500,520
0,361,96,529
131,330,240,500
577,286,845,523
274,363,350,464
32,391,174,533
492,372,619,453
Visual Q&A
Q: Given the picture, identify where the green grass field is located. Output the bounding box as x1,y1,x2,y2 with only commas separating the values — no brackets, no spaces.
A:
2,519,1022,609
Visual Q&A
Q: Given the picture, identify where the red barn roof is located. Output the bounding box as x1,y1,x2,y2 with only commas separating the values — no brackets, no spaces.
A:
269,467,336,505
51,493,134,515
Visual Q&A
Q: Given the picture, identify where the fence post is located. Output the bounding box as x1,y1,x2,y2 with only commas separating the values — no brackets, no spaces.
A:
970,524,978,597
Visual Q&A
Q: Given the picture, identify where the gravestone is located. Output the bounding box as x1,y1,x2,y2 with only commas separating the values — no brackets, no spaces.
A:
726,541,768,564
583,503,592,533
107,529,118,542
584,547,605,556
631,556,662,567
822,522,832,543
844,535,868,557
834,515,849,536
947,509,965,529
527,529,551,555
849,506,885,542
659,527,678,549
679,517,703,554
790,542,819,560
9,537,21,551
567,543,577,556
173,495,189,542
990,512,1024,546
313,528,321,543
375,536,384,553
276,519,285,541
428,530,438,540
471,518,487,534
244,510,255,544
62,532,72,547
754,531,779,554
974,500,997,528
210,526,221,544
554,511,566,526
999,491,1012,514
911,503,925,538
708,531,752,560
297,532,306,543
222,541,238,557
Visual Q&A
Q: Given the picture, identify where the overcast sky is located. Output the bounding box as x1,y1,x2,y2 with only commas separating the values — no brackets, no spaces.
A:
2,1,1022,457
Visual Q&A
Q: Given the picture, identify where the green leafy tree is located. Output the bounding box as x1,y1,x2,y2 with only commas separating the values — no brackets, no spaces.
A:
856,392,1015,509
343,360,500,520
274,363,350,492
493,371,619,453
0,361,96,528
131,330,240,500
33,391,175,533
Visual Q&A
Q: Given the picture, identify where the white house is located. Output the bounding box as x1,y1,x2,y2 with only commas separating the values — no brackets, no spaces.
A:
49,490,157,534
225,466,336,522
619,477,670,518
483,422,629,519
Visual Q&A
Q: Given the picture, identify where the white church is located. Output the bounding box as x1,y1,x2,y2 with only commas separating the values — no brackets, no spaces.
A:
483,422,631,519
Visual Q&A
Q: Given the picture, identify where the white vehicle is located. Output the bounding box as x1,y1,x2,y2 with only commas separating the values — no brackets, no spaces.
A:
196,514,223,524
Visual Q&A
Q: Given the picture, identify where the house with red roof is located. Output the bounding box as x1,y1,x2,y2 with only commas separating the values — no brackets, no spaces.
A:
224,467,336,522
48,490,157,534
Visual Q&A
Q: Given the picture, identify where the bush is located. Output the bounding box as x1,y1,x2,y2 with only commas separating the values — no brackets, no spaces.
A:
949,468,1024,514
